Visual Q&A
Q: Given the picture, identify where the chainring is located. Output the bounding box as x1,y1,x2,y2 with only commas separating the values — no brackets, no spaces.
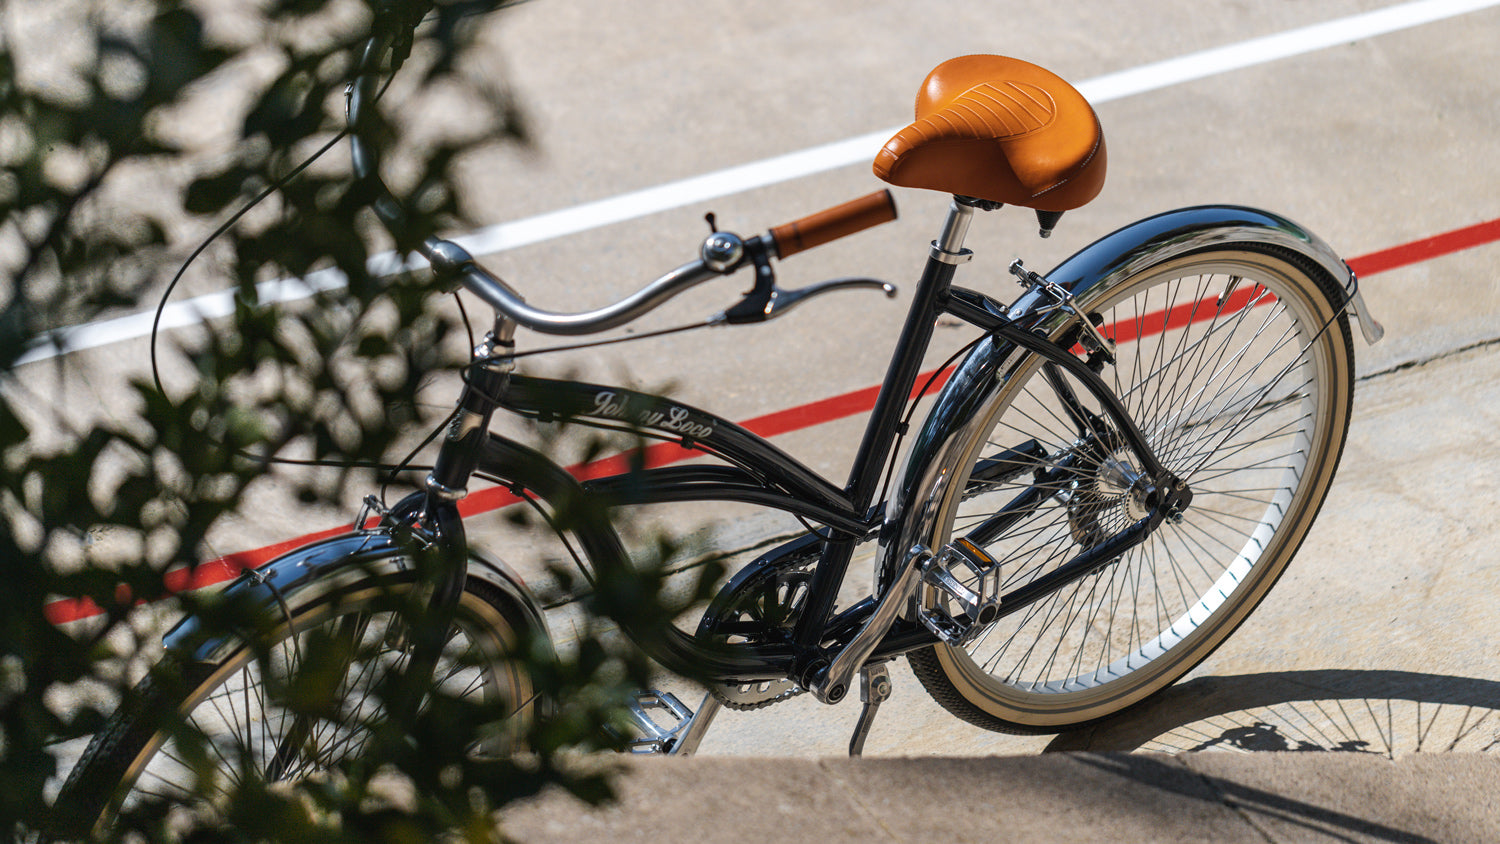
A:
695,551,817,711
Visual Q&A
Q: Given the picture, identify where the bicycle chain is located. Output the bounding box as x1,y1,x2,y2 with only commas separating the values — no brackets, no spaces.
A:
713,676,806,712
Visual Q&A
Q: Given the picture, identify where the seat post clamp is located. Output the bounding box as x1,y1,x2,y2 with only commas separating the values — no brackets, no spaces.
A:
930,242,975,265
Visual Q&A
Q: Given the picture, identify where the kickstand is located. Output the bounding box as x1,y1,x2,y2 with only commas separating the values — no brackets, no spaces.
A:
848,663,892,757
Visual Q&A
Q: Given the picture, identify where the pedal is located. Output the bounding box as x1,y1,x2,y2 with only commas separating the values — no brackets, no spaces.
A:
916,539,1002,645
624,690,721,755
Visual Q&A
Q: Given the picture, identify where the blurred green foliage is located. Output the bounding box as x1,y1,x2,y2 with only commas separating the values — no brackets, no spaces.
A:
0,1,712,839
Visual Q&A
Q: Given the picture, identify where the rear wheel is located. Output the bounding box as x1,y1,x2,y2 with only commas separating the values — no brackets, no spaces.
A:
910,245,1356,733
52,578,536,836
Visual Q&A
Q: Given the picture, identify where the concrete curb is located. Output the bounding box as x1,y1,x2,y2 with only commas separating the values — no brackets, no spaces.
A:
500,753,1500,843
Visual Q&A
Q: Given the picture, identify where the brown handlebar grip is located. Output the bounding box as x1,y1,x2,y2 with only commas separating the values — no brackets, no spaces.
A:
769,190,898,258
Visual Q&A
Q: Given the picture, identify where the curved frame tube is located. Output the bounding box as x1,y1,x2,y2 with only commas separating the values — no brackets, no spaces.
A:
499,375,854,517
474,433,799,681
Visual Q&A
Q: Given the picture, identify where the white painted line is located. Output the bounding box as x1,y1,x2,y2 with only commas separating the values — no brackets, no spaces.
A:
463,0,1500,257
16,258,410,368
18,0,1499,366
452,131,895,256
1075,0,1500,102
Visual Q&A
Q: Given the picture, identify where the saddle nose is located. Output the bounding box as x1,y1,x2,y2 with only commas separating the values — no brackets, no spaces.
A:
873,55,1106,212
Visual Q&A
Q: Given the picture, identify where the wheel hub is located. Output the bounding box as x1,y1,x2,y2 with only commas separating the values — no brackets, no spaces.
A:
1099,455,1153,522
1067,451,1161,547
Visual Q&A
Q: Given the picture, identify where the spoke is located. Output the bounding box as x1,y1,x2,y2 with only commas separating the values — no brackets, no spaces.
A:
119,588,521,825
1154,528,1207,609
1170,329,1315,477
1131,293,1294,460
975,584,1070,676
1001,579,1088,685
1177,406,1312,482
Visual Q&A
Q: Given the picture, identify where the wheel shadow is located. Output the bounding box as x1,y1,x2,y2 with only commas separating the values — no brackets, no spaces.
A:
1043,669,1500,755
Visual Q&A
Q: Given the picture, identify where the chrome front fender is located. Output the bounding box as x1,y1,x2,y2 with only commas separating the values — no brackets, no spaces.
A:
162,528,550,665
876,204,1380,590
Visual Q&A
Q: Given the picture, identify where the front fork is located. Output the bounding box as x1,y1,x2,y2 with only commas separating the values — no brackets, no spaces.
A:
405,316,519,685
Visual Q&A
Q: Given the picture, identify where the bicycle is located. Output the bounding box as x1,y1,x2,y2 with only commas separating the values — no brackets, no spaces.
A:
55,17,1385,832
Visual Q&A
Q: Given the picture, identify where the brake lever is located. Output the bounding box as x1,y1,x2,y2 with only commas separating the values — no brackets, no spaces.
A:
717,259,897,325
761,277,898,320
718,237,778,324
710,232,897,324
715,236,895,324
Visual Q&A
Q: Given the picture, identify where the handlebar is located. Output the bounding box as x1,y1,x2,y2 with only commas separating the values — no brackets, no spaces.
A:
427,238,722,336
347,30,898,336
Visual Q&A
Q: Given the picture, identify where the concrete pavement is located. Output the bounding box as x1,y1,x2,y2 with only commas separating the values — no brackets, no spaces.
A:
501,753,1500,844
18,0,1500,837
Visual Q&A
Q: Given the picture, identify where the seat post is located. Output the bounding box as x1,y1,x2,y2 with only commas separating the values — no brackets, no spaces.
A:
930,197,977,265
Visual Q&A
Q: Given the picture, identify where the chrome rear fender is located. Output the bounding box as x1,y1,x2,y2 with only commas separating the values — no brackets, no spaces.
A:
1034,205,1380,342
876,204,1374,590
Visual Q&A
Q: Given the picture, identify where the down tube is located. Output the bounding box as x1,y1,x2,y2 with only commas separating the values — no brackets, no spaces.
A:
474,431,793,682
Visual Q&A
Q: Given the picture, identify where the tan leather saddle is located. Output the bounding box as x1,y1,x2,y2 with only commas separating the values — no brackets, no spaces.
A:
873,55,1106,212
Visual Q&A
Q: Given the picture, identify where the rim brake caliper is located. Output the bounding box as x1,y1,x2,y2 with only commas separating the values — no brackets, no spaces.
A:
1009,259,1116,364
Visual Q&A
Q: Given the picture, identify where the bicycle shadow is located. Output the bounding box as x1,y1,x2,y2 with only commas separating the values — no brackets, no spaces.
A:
1041,669,1500,755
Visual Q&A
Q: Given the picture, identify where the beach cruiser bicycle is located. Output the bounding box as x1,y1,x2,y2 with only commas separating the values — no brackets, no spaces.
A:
57,14,1385,829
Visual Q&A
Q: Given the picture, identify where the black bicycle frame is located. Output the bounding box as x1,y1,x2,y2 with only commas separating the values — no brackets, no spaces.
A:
440,213,1173,686
471,254,962,681
497,376,864,534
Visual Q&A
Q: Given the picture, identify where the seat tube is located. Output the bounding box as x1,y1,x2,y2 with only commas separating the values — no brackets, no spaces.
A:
793,199,976,666
845,197,976,508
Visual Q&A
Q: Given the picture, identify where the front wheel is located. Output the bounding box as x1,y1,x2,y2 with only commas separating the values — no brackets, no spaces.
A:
51,577,538,836
910,244,1356,733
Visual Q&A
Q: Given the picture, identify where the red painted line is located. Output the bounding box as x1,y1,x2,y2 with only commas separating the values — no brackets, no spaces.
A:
42,524,374,625
1346,217,1500,278
44,216,1500,625
1101,284,1270,345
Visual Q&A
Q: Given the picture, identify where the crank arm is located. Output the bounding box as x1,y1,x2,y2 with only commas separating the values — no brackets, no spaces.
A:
810,544,931,704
